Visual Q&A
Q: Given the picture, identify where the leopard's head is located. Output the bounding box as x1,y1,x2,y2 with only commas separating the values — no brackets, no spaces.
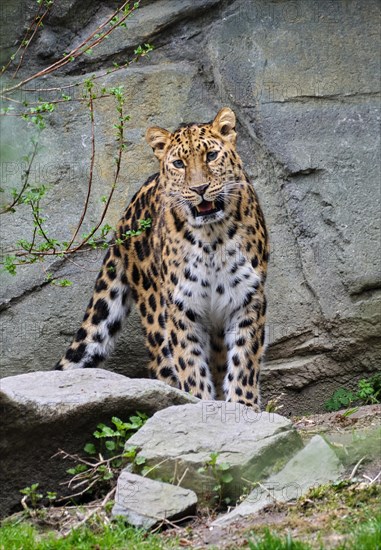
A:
146,108,244,227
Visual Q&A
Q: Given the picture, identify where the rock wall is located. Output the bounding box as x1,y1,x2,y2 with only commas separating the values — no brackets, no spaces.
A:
1,0,380,413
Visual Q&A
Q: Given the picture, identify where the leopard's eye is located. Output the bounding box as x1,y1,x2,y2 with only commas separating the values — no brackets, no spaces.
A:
206,151,218,162
173,159,185,169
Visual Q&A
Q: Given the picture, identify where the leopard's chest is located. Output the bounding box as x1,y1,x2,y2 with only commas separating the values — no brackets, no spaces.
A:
171,236,260,326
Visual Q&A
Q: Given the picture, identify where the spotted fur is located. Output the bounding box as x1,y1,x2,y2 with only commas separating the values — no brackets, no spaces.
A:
55,108,269,409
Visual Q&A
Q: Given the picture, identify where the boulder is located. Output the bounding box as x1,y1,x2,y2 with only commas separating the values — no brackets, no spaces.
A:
212,435,344,526
112,471,197,529
127,402,303,504
0,368,196,517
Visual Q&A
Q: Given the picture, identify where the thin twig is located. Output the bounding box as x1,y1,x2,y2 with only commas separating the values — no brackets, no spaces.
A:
55,478,100,503
32,199,53,249
52,449,98,467
65,94,96,249
369,470,381,485
53,448,126,468
0,93,112,113
142,458,171,478
0,138,39,214
13,4,53,77
363,470,381,485
67,93,125,253
349,456,367,480
2,1,140,95
20,495,29,513
150,515,198,534
256,481,284,505
1,3,45,75
13,48,151,96
61,486,116,536
177,467,189,487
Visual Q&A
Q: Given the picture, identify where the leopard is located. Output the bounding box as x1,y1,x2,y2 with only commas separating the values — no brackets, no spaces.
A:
55,107,269,409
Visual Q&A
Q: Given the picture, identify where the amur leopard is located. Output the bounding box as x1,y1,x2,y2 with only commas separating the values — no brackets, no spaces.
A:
55,107,269,409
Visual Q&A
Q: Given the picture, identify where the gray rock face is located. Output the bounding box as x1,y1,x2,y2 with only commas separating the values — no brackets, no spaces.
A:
1,0,380,414
112,471,197,529
127,402,303,504
0,369,196,518
212,435,344,526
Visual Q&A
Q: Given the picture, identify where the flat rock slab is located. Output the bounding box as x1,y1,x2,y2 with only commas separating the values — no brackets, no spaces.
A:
0,369,196,518
0,368,196,419
212,435,344,526
112,471,197,529
128,402,303,504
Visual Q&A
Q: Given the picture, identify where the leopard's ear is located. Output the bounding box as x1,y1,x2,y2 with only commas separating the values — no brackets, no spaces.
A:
212,107,236,145
145,126,171,160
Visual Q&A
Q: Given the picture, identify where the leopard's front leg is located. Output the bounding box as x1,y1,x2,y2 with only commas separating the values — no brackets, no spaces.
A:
167,304,215,400
224,289,267,410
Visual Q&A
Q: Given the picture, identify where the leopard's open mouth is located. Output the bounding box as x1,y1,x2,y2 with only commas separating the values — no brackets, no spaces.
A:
191,198,224,218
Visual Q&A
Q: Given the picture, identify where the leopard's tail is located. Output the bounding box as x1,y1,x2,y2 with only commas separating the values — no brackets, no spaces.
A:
55,246,132,370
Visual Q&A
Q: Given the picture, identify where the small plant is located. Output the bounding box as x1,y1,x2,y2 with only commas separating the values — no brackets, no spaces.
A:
17,413,148,522
357,375,381,404
60,413,148,503
324,374,381,412
265,393,285,413
325,387,356,412
19,483,57,511
198,452,233,508
19,483,43,509
86,414,147,462
341,406,359,418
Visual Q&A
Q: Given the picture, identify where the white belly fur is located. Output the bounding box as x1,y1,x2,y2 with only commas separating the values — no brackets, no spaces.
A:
173,239,261,328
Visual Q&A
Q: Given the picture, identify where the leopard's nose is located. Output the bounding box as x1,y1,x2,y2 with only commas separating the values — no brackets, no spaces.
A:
190,184,209,196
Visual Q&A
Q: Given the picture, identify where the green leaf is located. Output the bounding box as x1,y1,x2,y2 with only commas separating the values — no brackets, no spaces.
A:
67,464,88,475
135,455,146,465
84,443,96,455
105,440,116,451
2,255,17,275
56,279,73,287
123,445,137,459
208,452,219,465
94,425,118,438
221,472,233,484
111,416,126,430
342,407,359,417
